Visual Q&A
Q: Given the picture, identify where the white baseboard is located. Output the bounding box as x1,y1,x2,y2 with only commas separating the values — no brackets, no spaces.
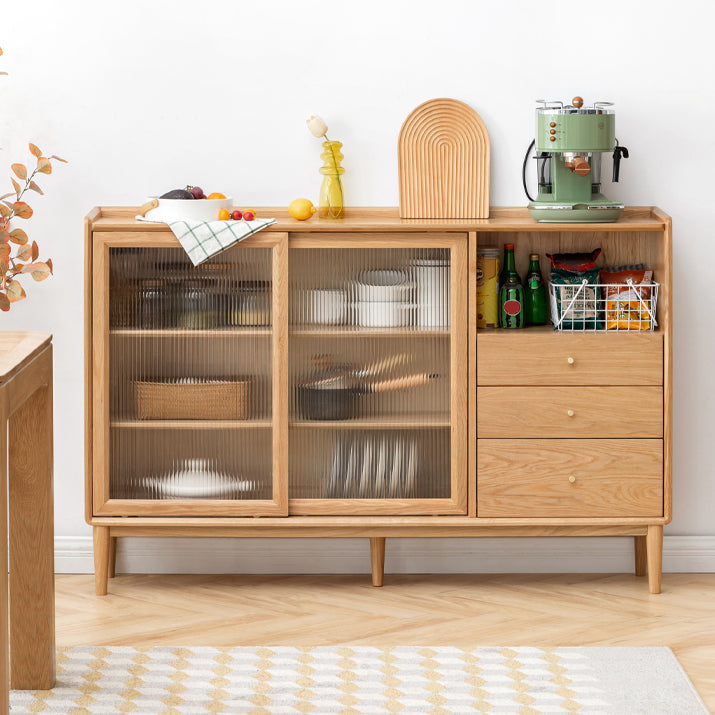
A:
54,535,715,575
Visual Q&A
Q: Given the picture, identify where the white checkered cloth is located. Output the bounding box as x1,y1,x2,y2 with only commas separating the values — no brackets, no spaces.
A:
137,216,276,265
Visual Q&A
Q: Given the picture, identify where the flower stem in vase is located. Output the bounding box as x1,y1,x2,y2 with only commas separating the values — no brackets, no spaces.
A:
319,139,345,219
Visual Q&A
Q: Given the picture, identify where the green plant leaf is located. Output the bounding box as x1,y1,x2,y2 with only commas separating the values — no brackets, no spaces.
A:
28,180,44,195
9,228,29,245
12,202,33,219
6,279,26,302
0,292,10,312
11,163,27,180
29,143,42,158
37,158,52,175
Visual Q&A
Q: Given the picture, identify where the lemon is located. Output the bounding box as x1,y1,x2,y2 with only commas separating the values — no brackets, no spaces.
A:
288,198,317,221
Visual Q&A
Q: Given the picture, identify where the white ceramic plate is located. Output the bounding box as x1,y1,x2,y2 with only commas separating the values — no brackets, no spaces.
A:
374,439,387,498
358,439,373,498
144,472,258,499
389,438,403,498
405,441,417,497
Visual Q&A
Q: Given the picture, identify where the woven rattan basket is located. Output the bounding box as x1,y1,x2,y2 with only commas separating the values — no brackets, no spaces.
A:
134,378,252,420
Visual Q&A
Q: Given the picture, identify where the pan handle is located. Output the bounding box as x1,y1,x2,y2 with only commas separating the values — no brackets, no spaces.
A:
136,199,159,216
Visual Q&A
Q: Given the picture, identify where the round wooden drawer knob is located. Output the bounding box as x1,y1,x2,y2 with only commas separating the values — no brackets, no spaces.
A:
567,409,575,417
568,475,576,484
567,357,575,365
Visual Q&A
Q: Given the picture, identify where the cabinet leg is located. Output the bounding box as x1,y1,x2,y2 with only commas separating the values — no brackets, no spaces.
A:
646,525,663,594
370,537,385,587
634,535,647,577
93,527,110,596
108,537,117,579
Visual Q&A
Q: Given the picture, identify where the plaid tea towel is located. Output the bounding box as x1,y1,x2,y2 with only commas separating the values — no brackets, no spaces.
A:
137,216,276,265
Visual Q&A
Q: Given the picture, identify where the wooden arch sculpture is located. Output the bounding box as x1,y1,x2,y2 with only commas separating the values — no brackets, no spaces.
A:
398,98,490,219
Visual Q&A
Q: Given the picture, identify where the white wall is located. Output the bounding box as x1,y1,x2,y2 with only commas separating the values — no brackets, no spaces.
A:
2,0,714,573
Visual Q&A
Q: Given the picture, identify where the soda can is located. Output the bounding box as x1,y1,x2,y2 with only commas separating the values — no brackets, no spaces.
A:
477,247,499,329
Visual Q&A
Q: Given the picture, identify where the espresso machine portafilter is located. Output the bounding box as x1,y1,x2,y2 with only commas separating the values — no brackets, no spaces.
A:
523,96,629,223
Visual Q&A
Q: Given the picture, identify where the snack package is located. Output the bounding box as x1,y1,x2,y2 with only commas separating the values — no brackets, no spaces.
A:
600,269,654,330
546,249,602,272
550,266,601,330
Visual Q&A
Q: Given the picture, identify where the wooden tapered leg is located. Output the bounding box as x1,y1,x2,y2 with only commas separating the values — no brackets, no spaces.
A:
370,537,385,587
647,525,663,594
108,537,117,579
94,527,110,596
8,377,55,690
634,535,647,577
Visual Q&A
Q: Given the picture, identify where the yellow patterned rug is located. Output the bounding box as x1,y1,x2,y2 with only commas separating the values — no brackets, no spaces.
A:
10,645,707,714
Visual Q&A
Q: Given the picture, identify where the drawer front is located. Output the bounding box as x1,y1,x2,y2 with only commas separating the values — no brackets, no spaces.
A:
477,332,663,385
477,439,663,518
477,386,663,438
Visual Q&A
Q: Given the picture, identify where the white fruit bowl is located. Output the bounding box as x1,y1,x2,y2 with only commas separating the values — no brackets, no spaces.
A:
137,196,234,223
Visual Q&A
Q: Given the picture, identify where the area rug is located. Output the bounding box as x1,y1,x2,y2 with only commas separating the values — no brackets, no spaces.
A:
11,646,707,714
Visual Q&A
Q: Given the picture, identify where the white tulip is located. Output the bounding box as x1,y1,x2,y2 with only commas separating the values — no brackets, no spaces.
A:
306,115,328,138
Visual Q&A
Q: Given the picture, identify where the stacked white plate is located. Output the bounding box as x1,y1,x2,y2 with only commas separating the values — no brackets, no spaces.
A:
355,270,414,327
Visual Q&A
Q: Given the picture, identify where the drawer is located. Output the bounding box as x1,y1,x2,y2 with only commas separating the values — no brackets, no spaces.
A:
477,386,663,438
477,439,663,518
477,332,663,385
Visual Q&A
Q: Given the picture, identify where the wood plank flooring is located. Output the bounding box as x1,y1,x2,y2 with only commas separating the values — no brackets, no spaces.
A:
55,573,715,711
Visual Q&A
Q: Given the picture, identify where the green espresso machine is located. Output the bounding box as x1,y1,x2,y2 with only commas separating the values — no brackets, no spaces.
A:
524,96,629,222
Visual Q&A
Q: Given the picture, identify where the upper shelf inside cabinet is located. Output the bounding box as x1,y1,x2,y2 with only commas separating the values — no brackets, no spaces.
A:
86,207,670,234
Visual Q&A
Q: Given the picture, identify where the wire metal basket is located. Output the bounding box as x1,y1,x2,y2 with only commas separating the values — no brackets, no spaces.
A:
548,279,659,332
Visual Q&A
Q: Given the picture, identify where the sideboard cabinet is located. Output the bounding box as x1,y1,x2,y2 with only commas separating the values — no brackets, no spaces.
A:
85,207,671,595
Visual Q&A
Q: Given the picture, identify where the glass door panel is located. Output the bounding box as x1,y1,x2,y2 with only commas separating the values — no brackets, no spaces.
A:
93,235,287,516
288,237,467,514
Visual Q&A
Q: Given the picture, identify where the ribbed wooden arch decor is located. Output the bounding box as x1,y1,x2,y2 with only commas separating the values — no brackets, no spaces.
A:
398,98,490,219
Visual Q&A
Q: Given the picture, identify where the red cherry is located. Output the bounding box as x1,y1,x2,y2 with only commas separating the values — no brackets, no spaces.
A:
232,209,242,220
243,210,255,221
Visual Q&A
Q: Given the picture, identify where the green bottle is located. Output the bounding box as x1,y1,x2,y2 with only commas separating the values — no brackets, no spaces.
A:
524,253,548,325
499,244,524,328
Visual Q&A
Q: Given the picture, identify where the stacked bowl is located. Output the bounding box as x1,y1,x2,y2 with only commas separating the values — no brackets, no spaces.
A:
355,270,414,327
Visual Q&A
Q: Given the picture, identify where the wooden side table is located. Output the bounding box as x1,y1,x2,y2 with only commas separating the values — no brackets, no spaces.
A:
0,332,55,713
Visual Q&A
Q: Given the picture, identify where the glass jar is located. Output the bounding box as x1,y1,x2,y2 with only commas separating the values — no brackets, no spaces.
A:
137,279,168,329
231,281,271,327
111,277,135,328
179,280,219,330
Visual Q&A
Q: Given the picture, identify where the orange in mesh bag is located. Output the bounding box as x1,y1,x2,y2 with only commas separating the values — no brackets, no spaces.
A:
600,269,653,330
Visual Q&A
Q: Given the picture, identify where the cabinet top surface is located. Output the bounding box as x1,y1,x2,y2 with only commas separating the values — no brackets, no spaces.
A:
87,206,670,233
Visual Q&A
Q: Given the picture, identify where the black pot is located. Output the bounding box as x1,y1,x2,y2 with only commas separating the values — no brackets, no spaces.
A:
296,385,359,420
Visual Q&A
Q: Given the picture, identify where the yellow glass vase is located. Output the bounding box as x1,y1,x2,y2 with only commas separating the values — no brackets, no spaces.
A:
318,140,345,219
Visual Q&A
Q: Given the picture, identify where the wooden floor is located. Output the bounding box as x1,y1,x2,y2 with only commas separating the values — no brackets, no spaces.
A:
55,573,715,711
